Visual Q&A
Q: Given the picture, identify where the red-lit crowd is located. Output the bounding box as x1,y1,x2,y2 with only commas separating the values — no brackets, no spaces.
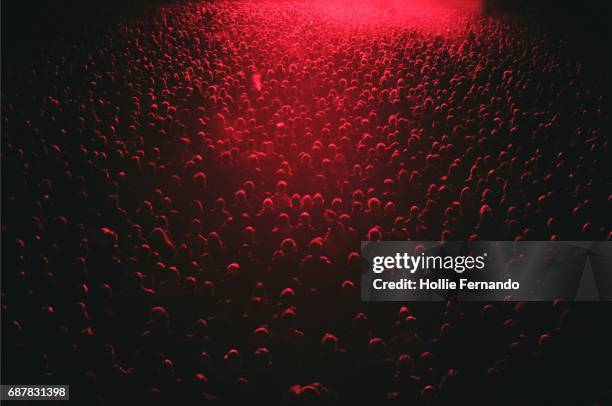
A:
2,1,609,405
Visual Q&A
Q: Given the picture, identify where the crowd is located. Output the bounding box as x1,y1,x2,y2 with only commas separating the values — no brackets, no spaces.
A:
2,0,609,404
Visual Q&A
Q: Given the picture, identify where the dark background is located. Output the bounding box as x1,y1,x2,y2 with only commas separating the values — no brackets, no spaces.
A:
1,0,610,403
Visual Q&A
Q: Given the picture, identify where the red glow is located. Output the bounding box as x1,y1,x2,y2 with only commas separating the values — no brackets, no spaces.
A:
2,0,609,403
240,0,482,34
